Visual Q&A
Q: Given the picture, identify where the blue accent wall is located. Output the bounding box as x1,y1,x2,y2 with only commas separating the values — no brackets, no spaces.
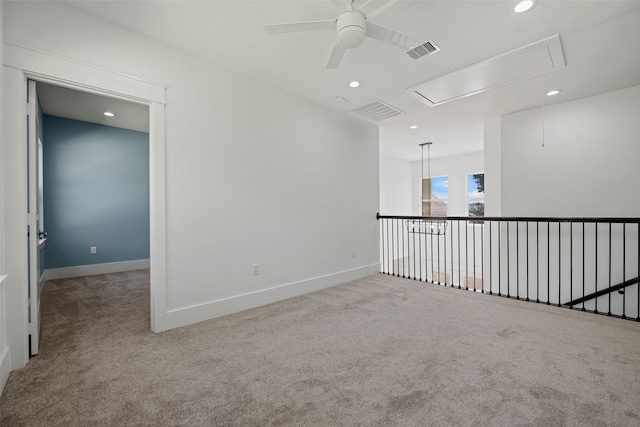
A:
42,115,149,269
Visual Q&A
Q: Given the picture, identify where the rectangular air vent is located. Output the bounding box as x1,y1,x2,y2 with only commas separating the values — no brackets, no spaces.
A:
407,40,440,60
407,34,566,107
352,99,404,122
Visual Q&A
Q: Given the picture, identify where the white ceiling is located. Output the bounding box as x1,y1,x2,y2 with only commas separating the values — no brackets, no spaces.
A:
57,0,640,160
37,82,149,133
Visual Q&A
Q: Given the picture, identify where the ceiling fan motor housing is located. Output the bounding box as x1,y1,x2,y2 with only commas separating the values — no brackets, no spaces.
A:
336,11,366,49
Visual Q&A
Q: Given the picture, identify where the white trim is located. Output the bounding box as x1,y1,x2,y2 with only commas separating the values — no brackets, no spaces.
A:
3,42,165,104
0,346,10,396
148,102,167,332
0,274,9,395
44,260,150,281
156,263,381,332
2,42,167,372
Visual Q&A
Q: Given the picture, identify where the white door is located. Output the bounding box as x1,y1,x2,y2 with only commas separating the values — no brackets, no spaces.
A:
27,79,41,356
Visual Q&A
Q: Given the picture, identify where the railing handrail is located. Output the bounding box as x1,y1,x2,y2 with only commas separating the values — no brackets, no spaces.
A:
566,277,640,307
377,213,640,224
377,213,640,321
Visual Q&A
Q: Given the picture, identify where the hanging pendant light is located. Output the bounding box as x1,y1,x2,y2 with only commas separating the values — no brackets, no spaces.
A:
407,141,447,235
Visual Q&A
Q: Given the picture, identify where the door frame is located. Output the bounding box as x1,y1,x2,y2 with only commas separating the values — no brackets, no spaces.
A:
2,42,168,371
27,79,41,356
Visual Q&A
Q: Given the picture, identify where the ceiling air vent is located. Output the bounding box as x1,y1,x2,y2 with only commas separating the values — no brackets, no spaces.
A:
352,99,404,122
407,40,440,60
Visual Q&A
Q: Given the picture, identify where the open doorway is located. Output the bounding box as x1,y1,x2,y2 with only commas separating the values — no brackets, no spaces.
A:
36,82,150,275
3,47,167,371
34,81,152,335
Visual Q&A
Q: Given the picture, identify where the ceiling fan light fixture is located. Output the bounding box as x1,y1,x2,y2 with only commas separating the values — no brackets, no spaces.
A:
336,11,366,49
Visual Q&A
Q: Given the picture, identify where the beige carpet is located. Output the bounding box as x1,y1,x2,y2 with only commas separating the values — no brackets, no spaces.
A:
2,270,640,426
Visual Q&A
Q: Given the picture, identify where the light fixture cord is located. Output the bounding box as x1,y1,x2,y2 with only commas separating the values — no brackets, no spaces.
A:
421,143,424,216
427,142,431,182
541,60,546,148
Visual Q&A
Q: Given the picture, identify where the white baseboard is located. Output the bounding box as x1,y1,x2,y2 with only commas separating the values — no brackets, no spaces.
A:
0,347,10,397
44,259,150,281
156,263,381,332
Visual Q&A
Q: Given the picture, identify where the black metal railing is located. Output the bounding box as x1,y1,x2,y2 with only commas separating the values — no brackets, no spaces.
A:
377,214,640,321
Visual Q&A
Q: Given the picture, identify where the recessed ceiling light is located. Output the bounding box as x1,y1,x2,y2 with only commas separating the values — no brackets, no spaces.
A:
546,89,561,96
410,125,418,129
104,111,115,117
348,81,360,88
514,0,534,13
336,96,347,103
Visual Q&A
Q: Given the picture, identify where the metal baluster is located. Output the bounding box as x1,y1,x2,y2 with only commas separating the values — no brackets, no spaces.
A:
570,221,573,308
595,222,599,314
430,222,434,283
473,220,476,292
418,221,422,282
481,221,484,294
498,221,502,297
489,221,493,295
608,222,612,316
381,219,386,274
582,221,586,311
451,219,455,287
392,219,396,276
393,218,400,277
444,220,448,286
401,219,406,278
386,219,391,274
516,221,520,300
558,222,562,307
526,221,530,302
536,221,540,302
466,220,469,291
437,222,441,285
507,221,511,298
547,221,550,305
458,220,461,289
622,223,626,319
424,218,428,282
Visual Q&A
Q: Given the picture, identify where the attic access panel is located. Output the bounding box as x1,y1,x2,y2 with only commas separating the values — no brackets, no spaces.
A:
408,34,566,107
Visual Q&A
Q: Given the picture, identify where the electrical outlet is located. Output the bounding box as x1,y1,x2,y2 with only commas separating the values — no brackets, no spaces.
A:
90,246,97,255
252,264,260,275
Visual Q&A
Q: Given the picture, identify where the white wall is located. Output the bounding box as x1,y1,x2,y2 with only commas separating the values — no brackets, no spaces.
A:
411,151,484,216
2,1,380,372
483,117,501,216
0,0,11,396
500,85,640,217
379,155,412,215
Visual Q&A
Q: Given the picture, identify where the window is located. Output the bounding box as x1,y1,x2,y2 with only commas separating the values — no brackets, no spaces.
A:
422,176,448,216
467,173,485,217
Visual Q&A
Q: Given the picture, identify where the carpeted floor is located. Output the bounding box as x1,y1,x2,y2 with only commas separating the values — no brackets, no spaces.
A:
2,270,640,426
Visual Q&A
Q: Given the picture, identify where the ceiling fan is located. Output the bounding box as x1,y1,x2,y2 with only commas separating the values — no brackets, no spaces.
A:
264,0,418,69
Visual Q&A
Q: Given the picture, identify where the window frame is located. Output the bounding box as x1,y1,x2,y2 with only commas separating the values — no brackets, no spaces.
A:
466,172,485,218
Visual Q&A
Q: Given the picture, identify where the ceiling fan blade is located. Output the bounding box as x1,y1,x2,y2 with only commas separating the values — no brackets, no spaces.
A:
356,0,398,18
265,20,335,35
365,22,418,50
326,46,346,69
